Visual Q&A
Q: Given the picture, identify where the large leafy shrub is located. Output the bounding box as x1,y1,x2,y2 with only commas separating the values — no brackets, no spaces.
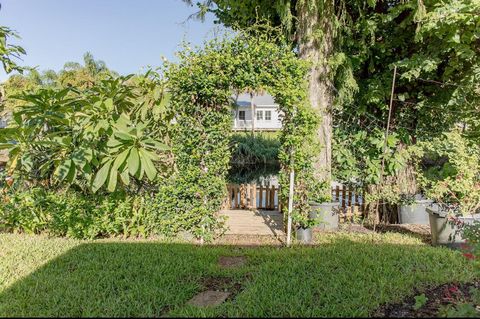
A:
0,72,182,239
415,131,480,215
0,187,159,239
230,132,280,165
0,73,172,194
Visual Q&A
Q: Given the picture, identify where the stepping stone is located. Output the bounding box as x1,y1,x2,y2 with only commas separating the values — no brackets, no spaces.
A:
218,256,246,268
187,290,230,307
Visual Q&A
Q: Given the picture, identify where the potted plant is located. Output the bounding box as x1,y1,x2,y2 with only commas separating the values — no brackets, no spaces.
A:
418,132,480,245
386,146,436,225
309,196,340,231
305,180,339,230
426,209,479,246
293,212,317,244
397,194,435,225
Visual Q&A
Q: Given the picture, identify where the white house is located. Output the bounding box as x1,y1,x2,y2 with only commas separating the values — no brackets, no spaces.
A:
232,92,282,131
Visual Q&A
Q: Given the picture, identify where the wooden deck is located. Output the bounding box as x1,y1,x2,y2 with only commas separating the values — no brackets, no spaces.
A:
219,209,284,236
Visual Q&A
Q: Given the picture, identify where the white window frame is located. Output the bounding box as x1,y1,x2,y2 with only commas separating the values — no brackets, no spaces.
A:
265,110,272,121
256,110,263,121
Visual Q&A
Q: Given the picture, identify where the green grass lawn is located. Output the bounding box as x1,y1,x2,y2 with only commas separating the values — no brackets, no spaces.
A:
0,232,477,317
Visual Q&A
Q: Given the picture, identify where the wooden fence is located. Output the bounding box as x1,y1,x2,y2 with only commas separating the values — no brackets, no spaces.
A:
331,185,366,223
223,183,280,210
222,183,366,222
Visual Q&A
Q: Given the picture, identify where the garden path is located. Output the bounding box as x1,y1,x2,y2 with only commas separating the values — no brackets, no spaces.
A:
219,209,284,236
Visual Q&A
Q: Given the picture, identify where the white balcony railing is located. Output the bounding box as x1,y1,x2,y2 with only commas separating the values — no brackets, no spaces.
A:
234,119,252,129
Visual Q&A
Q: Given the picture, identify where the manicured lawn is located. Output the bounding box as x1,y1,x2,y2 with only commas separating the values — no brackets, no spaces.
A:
0,232,476,317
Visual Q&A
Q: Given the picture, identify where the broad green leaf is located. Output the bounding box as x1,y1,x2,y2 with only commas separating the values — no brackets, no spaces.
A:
83,162,93,182
92,160,111,192
115,131,135,141
139,148,160,161
114,113,131,131
113,149,130,171
107,138,124,149
107,165,118,192
66,162,77,184
120,168,130,185
143,139,170,151
54,159,72,182
128,148,140,176
105,98,114,111
139,148,157,181
72,149,87,167
21,154,33,173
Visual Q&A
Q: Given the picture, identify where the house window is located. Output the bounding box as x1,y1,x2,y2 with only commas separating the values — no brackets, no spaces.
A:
256,110,263,120
239,110,246,121
265,110,272,121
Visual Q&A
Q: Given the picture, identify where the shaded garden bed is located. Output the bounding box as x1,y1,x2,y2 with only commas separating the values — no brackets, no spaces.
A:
374,280,480,317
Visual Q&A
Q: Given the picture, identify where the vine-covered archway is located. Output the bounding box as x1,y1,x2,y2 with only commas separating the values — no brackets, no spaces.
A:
164,32,322,241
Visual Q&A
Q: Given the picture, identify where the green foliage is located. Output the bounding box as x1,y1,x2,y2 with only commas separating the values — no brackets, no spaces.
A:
438,287,480,318
1,72,42,111
1,52,117,112
414,131,480,214
58,52,117,89
227,164,279,184
333,0,480,199
0,73,171,194
153,176,227,241
333,129,406,186
165,31,319,232
0,188,159,239
463,221,480,251
414,293,428,310
230,133,280,165
0,26,25,74
439,303,480,318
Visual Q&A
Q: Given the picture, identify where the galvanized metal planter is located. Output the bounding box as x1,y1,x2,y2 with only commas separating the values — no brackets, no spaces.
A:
427,207,480,245
398,199,434,225
309,201,340,231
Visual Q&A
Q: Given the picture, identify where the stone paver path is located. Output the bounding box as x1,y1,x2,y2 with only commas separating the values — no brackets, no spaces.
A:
187,291,231,307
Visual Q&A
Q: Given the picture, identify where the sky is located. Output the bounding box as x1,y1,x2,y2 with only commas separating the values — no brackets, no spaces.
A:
0,0,222,81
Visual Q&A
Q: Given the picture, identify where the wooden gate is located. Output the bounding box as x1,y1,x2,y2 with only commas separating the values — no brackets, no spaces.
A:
222,183,366,222
223,183,280,210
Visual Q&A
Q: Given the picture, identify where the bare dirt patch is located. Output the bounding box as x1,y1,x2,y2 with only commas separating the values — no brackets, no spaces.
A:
373,280,480,317
338,223,375,234
201,276,246,299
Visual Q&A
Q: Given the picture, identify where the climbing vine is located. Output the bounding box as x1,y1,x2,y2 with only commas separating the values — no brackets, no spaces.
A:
163,31,320,239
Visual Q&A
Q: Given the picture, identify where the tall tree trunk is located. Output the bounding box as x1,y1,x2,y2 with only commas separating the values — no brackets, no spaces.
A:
396,142,418,196
297,0,334,184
